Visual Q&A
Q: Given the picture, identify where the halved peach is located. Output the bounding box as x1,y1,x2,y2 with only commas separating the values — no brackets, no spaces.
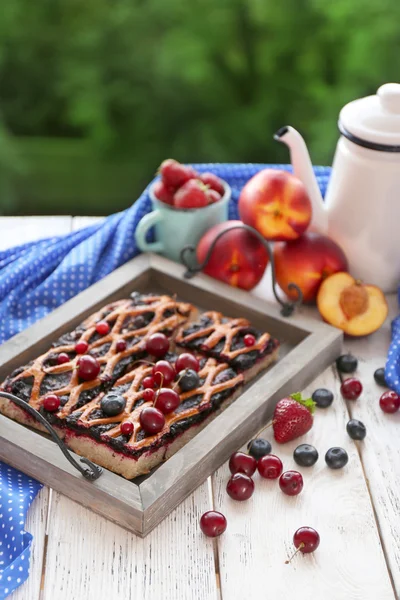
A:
317,272,388,336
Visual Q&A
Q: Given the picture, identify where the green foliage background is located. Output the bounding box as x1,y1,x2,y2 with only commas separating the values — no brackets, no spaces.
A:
0,0,399,215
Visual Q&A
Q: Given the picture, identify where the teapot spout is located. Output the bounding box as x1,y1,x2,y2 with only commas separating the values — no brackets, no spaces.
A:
274,126,328,235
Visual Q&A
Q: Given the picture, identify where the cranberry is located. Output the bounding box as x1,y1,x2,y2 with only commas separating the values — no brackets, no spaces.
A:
257,454,283,479
75,340,89,354
226,473,254,501
43,394,61,412
57,352,70,365
152,360,175,386
145,333,170,358
228,452,257,476
379,390,400,414
279,470,303,496
243,334,256,347
143,388,155,402
175,353,200,373
286,527,320,563
77,355,101,381
143,376,156,389
116,339,127,352
120,421,134,436
140,407,165,434
96,321,110,335
340,378,362,400
154,388,180,414
200,511,227,537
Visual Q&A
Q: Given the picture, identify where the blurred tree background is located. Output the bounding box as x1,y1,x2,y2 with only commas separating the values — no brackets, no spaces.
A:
0,0,399,215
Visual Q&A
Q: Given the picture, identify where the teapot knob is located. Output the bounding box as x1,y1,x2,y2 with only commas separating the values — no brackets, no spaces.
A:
378,83,400,114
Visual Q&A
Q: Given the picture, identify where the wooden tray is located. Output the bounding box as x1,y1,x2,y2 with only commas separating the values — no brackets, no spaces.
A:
0,254,342,536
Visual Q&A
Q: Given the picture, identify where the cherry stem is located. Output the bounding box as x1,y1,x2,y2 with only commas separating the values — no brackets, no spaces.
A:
285,543,304,564
153,372,165,407
248,420,275,445
173,370,186,391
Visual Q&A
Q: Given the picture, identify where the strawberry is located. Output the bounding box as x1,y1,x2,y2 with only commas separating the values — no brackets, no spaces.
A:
200,172,225,195
153,180,175,205
159,159,198,189
206,189,222,204
174,179,209,209
273,392,315,443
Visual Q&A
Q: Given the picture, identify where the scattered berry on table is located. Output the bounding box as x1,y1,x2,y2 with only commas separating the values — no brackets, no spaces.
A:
43,394,61,412
346,419,366,440
178,369,200,392
175,353,200,373
152,360,175,386
75,340,89,354
286,527,320,563
140,406,166,434
340,378,362,401
325,447,348,469
120,421,134,436
145,333,170,358
200,511,227,537
293,444,319,467
247,438,272,460
279,470,304,496
374,367,387,387
96,321,110,336
243,334,256,347
273,393,315,443
228,452,257,477
226,473,255,501
379,390,400,414
336,354,358,374
257,454,283,479
312,388,334,409
154,388,180,414
77,355,101,381
57,352,70,365
116,339,127,352
100,393,126,416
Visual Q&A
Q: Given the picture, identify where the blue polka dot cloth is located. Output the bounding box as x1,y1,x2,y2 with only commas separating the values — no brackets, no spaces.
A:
386,310,400,392
0,163,331,598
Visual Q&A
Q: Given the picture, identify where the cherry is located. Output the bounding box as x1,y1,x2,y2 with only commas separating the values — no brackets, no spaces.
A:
175,353,200,373
120,421,134,436
140,406,165,434
226,473,255,501
152,360,175,386
42,394,61,412
200,511,227,537
96,321,110,336
145,333,170,358
286,527,320,563
57,352,70,365
116,339,127,352
379,390,400,414
143,375,156,389
228,452,257,476
77,355,101,381
154,388,180,414
340,377,362,400
143,388,155,402
75,340,89,354
279,471,303,496
243,334,256,347
257,454,283,479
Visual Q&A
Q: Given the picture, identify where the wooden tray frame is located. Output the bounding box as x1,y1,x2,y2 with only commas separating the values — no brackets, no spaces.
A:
0,254,342,536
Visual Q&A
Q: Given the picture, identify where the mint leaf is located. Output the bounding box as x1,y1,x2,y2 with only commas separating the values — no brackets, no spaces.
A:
290,392,316,414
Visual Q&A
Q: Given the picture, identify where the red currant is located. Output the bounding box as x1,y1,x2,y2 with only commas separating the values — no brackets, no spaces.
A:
75,340,89,354
116,339,127,352
279,470,303,496
145,333,170,358
379,390,400,414
244,334,256,347
228,452,257,476
152,360,175,386
120,421,134,436
143,388,155,402
226,473,255,501
77,355,101,381
175,353,200,373
43,394,61,412
340,378,362,400
154,388,180,414
57,352,70,365
257,454,283,479
142,376,156,389
200,511,227,537
140,407,165,434
96,321,110,336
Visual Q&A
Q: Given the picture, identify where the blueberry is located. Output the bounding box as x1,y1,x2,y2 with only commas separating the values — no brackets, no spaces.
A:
374,368,387,387
179,369,200,392
247,438,272,460
346,419,366,440
325,447,348,469
336,354,358,374
294,444,319,467
312,388,334,408
100,392,126,416
133,315,146,329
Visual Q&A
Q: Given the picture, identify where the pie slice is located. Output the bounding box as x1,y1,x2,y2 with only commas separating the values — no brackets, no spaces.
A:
175,311,279,381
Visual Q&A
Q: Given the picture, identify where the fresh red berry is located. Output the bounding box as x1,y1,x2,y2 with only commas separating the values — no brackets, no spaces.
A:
152,360,175,386
257,454,283,479
116,339,127,352
43,394,61,412
154,388,180,414
293,527,320,554
200,511,227,537
273,395,315,444
145,333,170,358
96,321,110,336
199,172,225,195
243,334,256,347
174,179,209,209
153,180,175,205
206,189,222,204
143,388,155,402
77,355,101,381
75,340,89,354
120,421,134,436
175,353,200,373
279,470,304,496
226,473,255,501
340,378,363,400
228,452,257,476
160,159,197,189
143,375,156,389
140,406,165,434
57,352,70,365
379,390,400,413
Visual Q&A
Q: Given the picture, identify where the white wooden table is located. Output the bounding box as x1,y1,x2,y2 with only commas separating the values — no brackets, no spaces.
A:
1,216,399,600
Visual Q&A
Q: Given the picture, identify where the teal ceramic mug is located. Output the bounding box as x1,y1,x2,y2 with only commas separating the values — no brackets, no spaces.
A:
135,181,231,263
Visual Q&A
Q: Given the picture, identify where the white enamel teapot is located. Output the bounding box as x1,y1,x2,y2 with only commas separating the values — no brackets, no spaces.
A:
275,83,400,293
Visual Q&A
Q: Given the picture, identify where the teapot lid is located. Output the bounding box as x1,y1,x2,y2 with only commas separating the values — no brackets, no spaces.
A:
339,83,400,152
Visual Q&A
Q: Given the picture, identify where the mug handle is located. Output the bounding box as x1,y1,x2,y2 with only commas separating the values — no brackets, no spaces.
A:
135,210,165,253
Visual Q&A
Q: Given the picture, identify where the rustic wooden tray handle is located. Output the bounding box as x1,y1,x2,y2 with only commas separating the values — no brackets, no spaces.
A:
0,391,103,481
180,223,303,317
